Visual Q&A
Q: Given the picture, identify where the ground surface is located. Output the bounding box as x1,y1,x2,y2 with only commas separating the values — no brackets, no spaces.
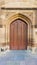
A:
0,50,37,65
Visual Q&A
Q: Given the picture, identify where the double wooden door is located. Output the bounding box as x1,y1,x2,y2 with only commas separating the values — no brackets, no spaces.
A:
10,19,28,50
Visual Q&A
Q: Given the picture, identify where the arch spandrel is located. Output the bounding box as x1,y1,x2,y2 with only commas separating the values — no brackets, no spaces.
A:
6,13,31,25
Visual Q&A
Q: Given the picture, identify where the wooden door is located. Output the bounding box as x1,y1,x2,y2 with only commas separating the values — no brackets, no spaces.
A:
10,19,28,50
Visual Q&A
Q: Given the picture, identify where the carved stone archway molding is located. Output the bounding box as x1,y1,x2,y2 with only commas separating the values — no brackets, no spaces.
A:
6,13,32,48
6,13,31,25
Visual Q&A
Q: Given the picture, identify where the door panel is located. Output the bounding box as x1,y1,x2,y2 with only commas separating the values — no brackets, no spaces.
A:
10,19,28,50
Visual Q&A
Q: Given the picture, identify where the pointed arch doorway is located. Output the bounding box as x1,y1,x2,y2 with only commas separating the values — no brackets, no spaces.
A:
10,18,28,50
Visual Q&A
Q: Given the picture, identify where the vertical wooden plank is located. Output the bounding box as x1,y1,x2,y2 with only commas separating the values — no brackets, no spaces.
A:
22,22,24,49
10,23,14,49
13,21,18,49
18,20,22,49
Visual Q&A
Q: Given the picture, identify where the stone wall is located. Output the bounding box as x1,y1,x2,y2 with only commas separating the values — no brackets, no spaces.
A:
0,0,37,47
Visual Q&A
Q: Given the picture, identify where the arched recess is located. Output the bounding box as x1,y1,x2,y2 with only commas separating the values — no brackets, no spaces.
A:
6,13,32,50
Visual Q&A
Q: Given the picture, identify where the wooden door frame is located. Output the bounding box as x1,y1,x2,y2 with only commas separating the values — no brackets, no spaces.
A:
6,13,32,49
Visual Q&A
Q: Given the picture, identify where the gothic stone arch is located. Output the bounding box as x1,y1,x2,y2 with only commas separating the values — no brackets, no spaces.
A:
6,13,32,50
